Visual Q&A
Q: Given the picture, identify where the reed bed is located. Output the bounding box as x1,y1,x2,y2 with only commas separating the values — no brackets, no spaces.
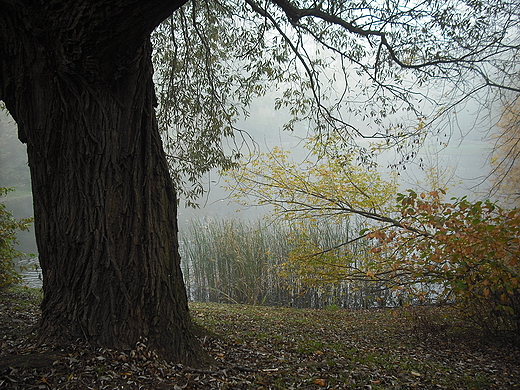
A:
179,217,393,309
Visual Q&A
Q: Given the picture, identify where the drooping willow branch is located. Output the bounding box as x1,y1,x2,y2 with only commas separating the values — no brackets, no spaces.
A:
268,0,520,95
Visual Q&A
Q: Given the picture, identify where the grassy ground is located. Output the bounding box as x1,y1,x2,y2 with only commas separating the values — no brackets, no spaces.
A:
191,302,519,389
1,287,519,389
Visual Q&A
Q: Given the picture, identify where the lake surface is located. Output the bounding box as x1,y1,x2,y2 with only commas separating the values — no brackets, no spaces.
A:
16,256,42,289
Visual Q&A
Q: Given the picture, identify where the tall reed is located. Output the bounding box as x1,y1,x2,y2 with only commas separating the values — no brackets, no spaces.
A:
179,217,399,308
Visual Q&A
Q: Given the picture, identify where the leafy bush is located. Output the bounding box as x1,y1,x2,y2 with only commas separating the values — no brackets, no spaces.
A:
0,187,33,290
372,190,520,336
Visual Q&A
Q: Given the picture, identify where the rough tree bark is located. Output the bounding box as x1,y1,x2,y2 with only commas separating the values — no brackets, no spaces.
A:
0,0,208,364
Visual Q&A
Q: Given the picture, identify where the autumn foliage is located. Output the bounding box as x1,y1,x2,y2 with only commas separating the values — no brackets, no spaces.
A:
226,138,520,336
371,190,520,335
490,98,520,207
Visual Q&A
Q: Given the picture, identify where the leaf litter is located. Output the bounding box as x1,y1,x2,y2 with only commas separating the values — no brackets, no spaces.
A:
1,289,519,389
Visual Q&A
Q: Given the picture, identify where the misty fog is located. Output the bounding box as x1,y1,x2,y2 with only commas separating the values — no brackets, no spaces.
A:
1,95,495,259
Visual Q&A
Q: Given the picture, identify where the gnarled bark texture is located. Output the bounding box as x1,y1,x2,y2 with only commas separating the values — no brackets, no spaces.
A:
0,0,208,364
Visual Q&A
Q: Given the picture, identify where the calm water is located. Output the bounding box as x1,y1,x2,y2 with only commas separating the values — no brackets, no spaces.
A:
16,257,42,289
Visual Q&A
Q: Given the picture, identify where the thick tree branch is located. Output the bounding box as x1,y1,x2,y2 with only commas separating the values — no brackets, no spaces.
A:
0,0,189,89
91,0,189,60
268,0,520,93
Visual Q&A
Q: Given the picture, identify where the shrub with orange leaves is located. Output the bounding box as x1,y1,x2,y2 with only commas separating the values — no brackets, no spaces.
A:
373,190,520,335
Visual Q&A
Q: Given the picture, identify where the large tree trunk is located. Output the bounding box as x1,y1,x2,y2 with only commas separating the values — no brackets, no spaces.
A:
0,0,208,364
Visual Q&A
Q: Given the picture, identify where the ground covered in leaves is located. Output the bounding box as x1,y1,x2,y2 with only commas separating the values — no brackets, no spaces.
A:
1,287,519,389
